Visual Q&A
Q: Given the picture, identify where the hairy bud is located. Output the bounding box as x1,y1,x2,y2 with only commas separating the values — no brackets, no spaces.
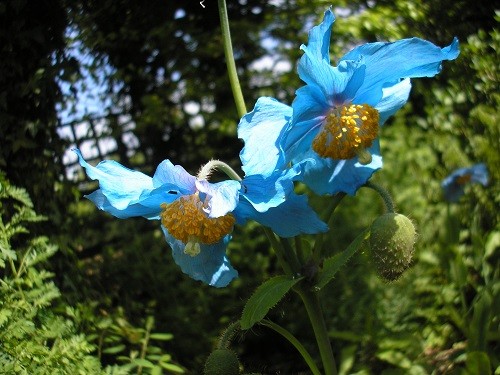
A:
369,213,416,281
204,349,240,375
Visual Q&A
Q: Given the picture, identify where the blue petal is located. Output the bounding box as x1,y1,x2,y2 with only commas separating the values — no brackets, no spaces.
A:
302,7,335,63
238,97,291,176
240,166,301,212
342,37,460,104
298,50,362,103
234,193,327,237
152,160,197,193
86,189,174,220
161,227,238,287
301,141,383,195
375,78,412,125
75,149,177,218
195,179,241,218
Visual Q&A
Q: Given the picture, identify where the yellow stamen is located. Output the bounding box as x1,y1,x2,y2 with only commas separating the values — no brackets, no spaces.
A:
312,104,379,160
160,194,235,249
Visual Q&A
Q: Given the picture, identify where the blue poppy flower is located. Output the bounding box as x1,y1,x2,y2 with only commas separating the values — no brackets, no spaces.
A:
75,148,327,287
74,149,240,287
281,8,460,195
441,163,489,202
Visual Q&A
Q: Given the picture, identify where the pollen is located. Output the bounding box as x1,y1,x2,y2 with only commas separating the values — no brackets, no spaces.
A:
312,104,379,160
160,194,235,247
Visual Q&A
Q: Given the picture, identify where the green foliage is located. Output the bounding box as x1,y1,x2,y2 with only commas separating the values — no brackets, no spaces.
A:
0,177,102,374
240,275,303,330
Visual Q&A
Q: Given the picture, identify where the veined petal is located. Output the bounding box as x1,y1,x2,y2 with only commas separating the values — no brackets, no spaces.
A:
298,49,361,102
283,117,323,163
302,141,383,195
152,159,197,193
376,78,412,125
292,84,328,126
75,149,156,210
240,166,300,212
162,227,237,287
238,97,291,176
234,193,327,237
195,179,241,218
86,189,176,220
303,7,335,63
344,37,460,103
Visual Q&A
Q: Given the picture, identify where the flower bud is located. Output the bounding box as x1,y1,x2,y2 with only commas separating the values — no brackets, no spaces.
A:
204,349,240,375
369,213,416,281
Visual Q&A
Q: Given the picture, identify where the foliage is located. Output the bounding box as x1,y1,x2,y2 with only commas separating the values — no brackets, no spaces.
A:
0,176,101,374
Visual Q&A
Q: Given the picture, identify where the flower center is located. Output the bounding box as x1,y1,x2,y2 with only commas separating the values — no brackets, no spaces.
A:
455,174,472,185
160,194,235,255
312,103,379,160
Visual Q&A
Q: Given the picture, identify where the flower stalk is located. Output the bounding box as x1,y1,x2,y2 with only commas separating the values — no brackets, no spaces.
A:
217,0,247,117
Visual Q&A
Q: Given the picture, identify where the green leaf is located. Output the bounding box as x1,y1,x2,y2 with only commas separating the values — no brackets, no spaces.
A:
316,228,369,290
131,358,155,368
240,275,303,330
466,351,491,375
149,333,174,341
159,362,185,373
102,344,126,354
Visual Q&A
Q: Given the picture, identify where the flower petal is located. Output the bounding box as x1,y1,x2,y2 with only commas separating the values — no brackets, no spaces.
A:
343,37,460,104
152,160,197,193
238,97,291,176
302,7,335,63
301,141,383,195
86,189,175,220
234,193,327,237
195,179,241,218
375,78,412,125
162,227,238,287
75,149,177,218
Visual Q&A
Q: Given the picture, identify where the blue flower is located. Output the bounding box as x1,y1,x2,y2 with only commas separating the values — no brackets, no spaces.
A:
74,149,240,287
281,8,459,195
441,163,489,202
75,148,327,287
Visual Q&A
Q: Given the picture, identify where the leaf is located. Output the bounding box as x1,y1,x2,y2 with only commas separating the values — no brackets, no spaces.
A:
102,344,126,354
465,351,491,375
149,333,174,341
159,362,185,373
240,275,303,330
316,228,369,290
131,358,155,368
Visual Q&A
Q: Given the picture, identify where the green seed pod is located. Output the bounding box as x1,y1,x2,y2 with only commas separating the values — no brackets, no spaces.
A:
204,349,240,375
369,213,416,281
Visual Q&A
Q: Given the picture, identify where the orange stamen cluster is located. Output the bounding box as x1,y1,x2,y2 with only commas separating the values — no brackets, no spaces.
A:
160,194,235,247
455,174,472,185
312,104,379,160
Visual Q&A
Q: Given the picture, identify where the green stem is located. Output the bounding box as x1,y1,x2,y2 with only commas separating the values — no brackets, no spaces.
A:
263,227,293,276
217,0,247,117
217,321,240,350
295,288,337,375
312,192,346,258
279,237,302,274
364,181,395,213
261,320,322,375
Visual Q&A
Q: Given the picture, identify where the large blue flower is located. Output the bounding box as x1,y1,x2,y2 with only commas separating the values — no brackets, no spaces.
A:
441,163,489,202
281,8,460,195
75,148,327,287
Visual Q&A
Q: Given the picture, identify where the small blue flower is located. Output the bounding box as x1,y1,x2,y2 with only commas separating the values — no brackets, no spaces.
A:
281,8,460,195
441,163,489,202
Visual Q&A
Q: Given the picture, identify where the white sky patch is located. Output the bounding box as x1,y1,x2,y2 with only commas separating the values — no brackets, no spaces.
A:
189,115,205,130
184,101,200,115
